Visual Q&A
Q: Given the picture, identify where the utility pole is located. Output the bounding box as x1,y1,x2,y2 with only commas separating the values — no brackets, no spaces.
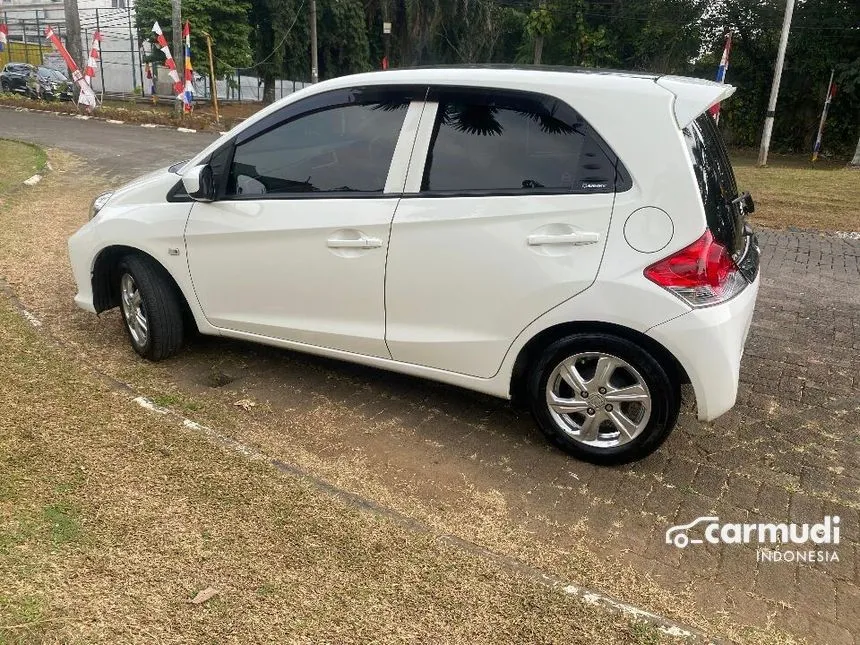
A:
62,0,84,72
309,0,318,83
382,3,391,69
757,0,795,167
172,0,182,109
850,135,860,167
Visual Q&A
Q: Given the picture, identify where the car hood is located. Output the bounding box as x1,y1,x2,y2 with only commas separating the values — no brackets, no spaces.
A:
106,164,184,208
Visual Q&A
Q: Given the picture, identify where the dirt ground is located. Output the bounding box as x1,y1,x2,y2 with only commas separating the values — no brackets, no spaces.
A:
0,143,684,644
0,143,822,643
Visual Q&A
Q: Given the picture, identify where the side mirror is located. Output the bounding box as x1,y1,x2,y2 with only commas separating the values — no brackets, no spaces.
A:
182,164,216,202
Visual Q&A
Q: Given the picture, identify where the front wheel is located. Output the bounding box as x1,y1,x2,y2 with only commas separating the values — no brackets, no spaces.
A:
117,255,185,361
527,333,679,465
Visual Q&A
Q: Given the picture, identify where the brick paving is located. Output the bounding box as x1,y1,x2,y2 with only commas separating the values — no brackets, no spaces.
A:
166,228,859,641
8,111,857,640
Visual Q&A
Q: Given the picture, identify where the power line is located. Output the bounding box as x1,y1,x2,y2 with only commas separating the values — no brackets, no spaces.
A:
213,0,305,70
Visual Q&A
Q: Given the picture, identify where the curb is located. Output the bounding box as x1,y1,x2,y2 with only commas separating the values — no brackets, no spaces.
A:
0,275,712,643
0,102,221,136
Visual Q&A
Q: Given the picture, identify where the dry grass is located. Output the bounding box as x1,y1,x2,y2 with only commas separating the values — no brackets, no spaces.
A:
0,141,45,196
0,263,678,645
0,152,680,643
0,147,807,644
732,150,860,232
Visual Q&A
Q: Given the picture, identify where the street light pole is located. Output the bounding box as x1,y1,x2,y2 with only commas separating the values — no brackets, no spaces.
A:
309,0,318,83
757,0,795,167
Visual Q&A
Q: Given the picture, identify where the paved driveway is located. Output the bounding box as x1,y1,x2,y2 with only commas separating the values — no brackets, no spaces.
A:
3,106,859,641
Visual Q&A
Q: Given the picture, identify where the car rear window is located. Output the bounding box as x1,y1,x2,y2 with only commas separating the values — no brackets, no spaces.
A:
422,90,621,195
683,114,745,255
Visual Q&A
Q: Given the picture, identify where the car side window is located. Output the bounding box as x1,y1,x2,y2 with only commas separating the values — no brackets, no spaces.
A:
422,90,618,194
227,99,409,197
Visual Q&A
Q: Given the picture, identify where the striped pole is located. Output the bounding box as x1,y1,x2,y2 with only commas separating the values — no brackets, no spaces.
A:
44,25,98,108
182,20,194,112
811,69,836,163
84,31,102,86
152,21,184,101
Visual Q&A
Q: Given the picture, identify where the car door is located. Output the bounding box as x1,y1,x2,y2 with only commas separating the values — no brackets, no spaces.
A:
185,86,424,358
385,87,622,378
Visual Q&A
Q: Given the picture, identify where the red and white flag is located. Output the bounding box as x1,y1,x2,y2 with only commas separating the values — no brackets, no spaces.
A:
152,21,185,99
708,32,732,123
84,31,103,86
44,25,98,108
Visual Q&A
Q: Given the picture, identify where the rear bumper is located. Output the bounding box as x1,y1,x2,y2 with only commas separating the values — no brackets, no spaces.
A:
646,274,760,421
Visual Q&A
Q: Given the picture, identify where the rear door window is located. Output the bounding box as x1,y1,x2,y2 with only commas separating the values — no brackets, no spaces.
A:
422,90,623,195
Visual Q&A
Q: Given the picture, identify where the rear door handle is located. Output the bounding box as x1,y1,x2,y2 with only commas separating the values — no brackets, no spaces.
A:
527,232,600,246
326,237,383,249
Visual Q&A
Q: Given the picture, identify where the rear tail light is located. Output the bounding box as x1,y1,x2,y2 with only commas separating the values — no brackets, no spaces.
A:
644,230,748,307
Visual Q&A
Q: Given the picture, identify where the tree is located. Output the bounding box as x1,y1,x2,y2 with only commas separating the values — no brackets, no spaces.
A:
63,0,84,72
135,0,253,81
698,0,860,155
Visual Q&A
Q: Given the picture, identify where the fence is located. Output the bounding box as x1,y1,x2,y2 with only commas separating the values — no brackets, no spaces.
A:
1,7,308,102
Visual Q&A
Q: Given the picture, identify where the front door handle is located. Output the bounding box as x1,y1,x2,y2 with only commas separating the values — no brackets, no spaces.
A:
327,237,383,249
527,232,600,246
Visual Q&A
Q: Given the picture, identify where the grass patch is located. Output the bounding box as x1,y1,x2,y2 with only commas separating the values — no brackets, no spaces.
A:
0,92,244,132
0,295,682,643
732,150,860,231
0,141,46,195
42,503,81,545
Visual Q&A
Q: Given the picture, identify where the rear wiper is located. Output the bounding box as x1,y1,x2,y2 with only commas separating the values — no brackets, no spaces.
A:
732,191,755,215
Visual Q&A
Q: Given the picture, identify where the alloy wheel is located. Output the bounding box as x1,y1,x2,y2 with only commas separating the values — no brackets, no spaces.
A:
120,273,148,347
545,352,652,448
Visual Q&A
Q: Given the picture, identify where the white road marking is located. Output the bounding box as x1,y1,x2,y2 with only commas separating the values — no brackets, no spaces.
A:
21,309,42,327
176,127,197,133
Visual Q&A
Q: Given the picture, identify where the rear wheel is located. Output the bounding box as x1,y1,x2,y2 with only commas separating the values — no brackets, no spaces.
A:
117,255,184,361
527,333,679,464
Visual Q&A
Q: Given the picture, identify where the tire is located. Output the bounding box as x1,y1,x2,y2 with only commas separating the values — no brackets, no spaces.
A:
117,254,185,361
527,333,679,465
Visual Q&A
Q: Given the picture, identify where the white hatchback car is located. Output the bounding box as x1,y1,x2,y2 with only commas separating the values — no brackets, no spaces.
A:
69,66,760,464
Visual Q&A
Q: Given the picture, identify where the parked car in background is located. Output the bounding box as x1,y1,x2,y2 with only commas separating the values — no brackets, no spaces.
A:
0,63,73,101
68,66,760,464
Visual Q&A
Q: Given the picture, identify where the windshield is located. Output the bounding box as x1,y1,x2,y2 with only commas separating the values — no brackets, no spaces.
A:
38,68,67,81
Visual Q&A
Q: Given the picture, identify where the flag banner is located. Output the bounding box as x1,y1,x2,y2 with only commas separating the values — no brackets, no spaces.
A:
182,21,194,112
812,72,837,162
0,24,8,53
84,31,103,86
152,21,185,99
44,25,99,108
708,32,732,123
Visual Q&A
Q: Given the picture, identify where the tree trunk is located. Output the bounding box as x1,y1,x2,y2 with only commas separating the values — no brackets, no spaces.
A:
533,35,544,65
172,0,183,111
850,134,860,167
62,0,84,71
262,74,276,104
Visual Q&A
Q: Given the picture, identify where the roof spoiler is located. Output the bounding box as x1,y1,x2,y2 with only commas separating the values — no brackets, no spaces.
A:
655,76,736,129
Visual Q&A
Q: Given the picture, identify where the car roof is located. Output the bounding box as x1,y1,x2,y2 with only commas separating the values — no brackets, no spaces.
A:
402,63,661,80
